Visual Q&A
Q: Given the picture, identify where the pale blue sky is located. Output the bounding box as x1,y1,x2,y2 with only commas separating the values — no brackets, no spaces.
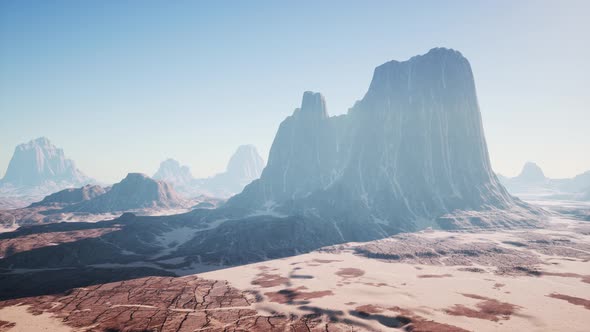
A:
1,1,588,183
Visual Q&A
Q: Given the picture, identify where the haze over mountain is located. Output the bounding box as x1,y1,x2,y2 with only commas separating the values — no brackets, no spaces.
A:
228,48,533,235
0,138,94,207
516,162,546,183
153,159,194,194
1,1,588,329
153,145,265,198
0,48,544,268
0,137,91,187
499,162,590,200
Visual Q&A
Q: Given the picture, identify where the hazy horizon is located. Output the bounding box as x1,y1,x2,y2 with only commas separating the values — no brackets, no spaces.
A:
1,0,589,183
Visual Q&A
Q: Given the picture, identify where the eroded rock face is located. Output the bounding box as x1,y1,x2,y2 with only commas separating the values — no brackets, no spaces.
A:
237,91,344,203
29,184,106,207
229,48,530,235
65,173,187,213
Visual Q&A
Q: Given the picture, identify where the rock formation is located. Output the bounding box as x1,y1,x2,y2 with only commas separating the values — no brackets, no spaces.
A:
0,137,91,187
200,145,265,197
66,173,186,213
0,137,94,206
0,48,544,266
499,162,590,199
229,48,527,236
30,185,106,207
153,158,195,195
153,145,265,198
516,162,546,183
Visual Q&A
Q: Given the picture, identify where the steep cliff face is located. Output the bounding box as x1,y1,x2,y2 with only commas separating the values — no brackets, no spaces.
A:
331,48,513,221
1,137,91,188
237,92,345,204
0,49,544,267
229,48,526,233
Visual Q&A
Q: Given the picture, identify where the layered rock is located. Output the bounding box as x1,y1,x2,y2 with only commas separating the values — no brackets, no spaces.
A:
66,173,186,213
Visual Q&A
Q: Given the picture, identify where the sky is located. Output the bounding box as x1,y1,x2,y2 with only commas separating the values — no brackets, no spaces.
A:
0,0,588,183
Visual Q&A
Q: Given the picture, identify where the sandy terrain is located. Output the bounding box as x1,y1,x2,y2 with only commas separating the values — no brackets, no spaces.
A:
197,215,590,331
0,202,588,331
201,242,588,330
0,305,72,332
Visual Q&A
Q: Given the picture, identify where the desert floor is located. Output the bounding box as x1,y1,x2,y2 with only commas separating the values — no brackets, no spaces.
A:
0,201,588,331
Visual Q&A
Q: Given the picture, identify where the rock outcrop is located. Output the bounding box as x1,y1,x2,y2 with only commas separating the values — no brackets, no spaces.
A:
229,48,527,236
30,185,106,207
66,173,186,213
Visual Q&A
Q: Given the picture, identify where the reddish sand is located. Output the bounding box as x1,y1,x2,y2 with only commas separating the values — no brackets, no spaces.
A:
541,271,590,284
352,305,470,332
445,293,519,321
0,320,16,330
548,293,590,310
264,286,334,304
251,272,289,288
335,267,365,278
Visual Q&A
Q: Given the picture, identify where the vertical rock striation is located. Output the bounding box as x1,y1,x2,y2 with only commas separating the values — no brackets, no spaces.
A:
228,48,531,234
